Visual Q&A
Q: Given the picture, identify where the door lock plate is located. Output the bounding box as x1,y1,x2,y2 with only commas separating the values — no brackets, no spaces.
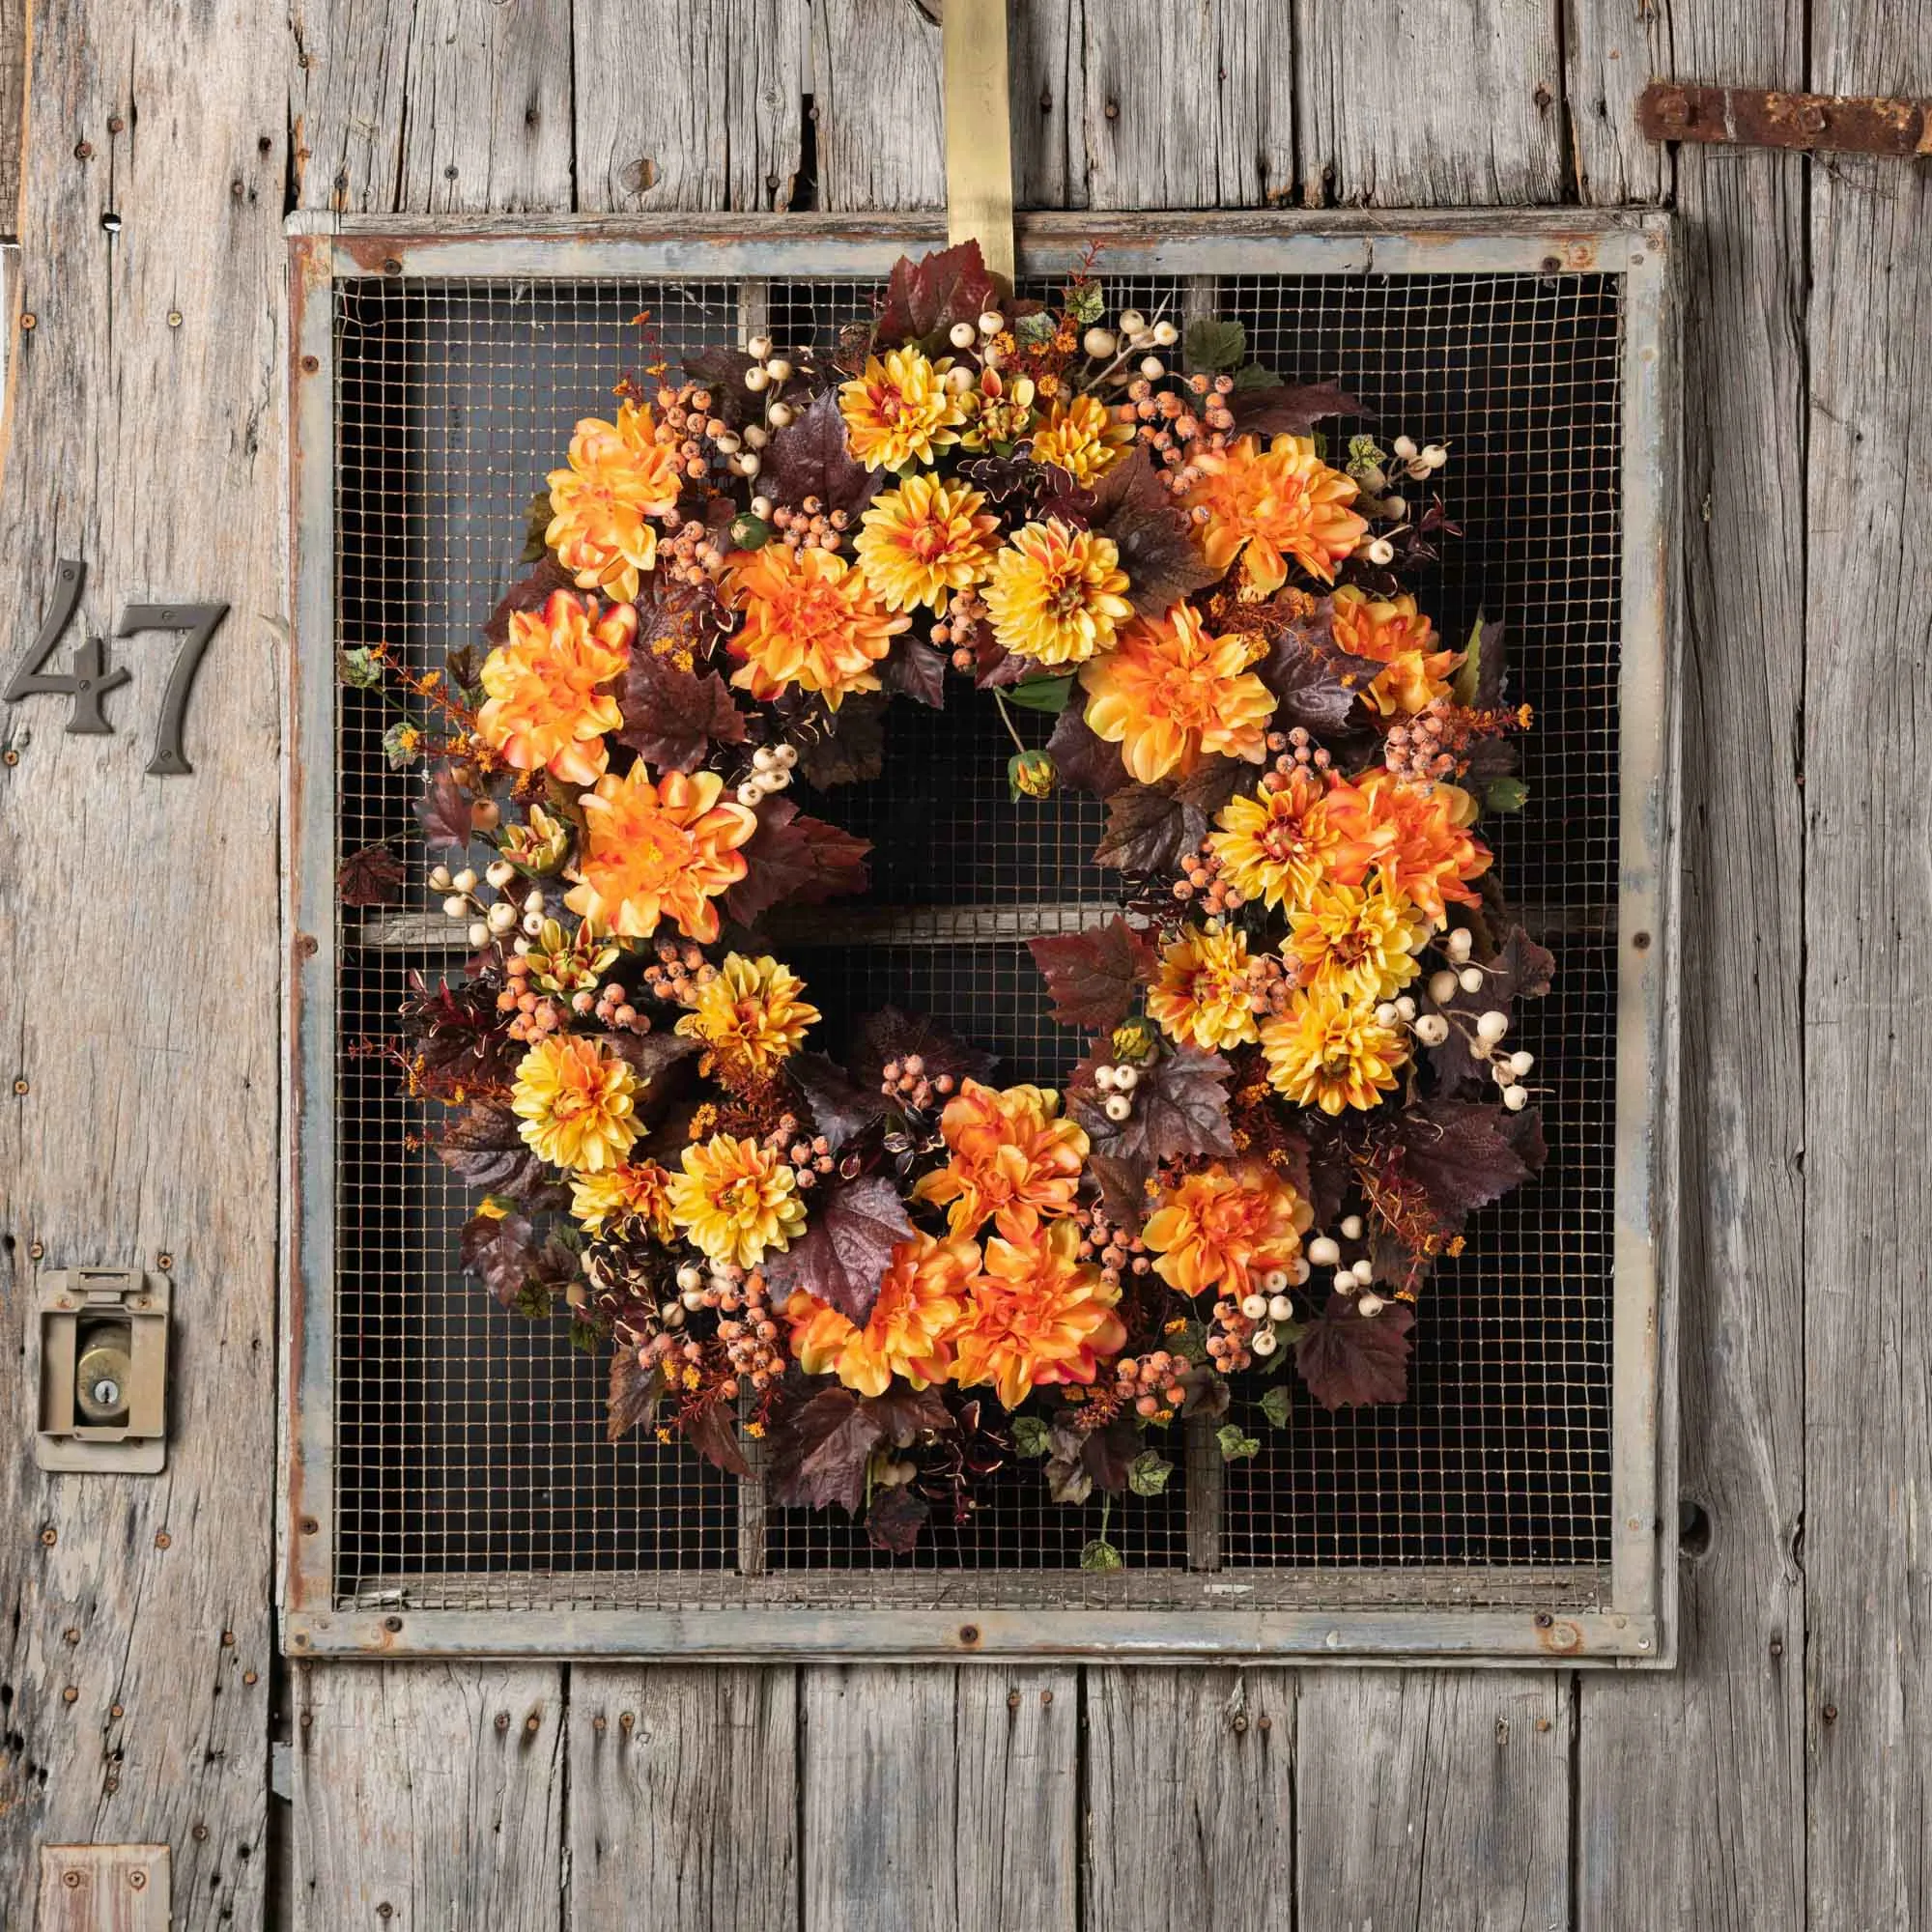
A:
36,1269,169,1473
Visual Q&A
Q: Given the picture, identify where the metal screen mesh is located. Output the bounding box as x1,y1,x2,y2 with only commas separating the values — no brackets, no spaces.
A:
330,266,1622,1613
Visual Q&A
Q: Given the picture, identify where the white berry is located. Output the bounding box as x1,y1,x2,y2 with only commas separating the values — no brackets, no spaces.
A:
486,859,515,889
453,867,477,893
1341,1214,1364,1240
978,310,1005,336
1241,1293,1268,1321
766,401,794,429
1102,1093,1132,1123
1140,355,1165,380
1367,537,1396,566
1262,1268,1289,1293
1358,1293,1386,1317
1308,1236,1341,1267
746,333,773,360
744,365,769,392
1428,969,1460,1005
1268,1294,1294,1322
1459,967,1485,993
467,920,489,948
1083,327,1117,358
1392,435,1418,462
950,321,978,349
1117,309,1147,336
428,864,453,891
486,901,518,934
753,746,778,772
441,894,468,919
1252,1327,1279,1357
1413,1014,1450,1048
1447,927,1473,962
1114,1065,1140,1092
1504,1085,1530,1111
1476,1009,1510,1044
1510,1050,1536,1077
736,782,761,807
676,1264,703,1293
524,891,546,914
1152,319,1179,346
1094,1064,1118,1092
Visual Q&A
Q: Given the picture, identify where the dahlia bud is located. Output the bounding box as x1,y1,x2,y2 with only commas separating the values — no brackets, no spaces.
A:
1008,748,1057,801
1110,1015,1157,1064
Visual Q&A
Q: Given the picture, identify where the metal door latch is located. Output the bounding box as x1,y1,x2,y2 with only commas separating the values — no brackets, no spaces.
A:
1639,81,1932,156
35,1269,170,1473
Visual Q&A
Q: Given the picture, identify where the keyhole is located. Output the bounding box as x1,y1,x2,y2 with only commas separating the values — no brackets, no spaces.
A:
90,1376,121,1407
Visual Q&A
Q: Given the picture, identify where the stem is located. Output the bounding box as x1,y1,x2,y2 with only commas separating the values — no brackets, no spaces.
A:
990,688,1031,757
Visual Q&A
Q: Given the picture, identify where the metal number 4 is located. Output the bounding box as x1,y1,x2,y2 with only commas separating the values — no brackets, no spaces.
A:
2,557,229,775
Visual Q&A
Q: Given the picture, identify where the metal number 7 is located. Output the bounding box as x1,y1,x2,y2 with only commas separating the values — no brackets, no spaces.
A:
114,601,230,775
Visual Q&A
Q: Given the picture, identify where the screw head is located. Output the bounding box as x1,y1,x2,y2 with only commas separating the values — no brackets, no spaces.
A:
19,312,35,330
167,310,183,327
128,1870,147,1890
62,1869,81,1889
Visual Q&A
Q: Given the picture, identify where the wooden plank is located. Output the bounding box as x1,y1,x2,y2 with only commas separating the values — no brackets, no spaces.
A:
801,1664,1078,1930
0,0,22,228
1296,1674,1571,1931
37,1847,171,1932
1009,0,1086,210
567,1667,798,1931
1561,0,1668,204
0,0,282,1917
1083,1668,1293,1929
1570,1,1809,1923
292,0,575,213
574,0,806,213
291,1662,564,1928
1294,0,1564,206
811,0,947,211
1803,5,1932,1925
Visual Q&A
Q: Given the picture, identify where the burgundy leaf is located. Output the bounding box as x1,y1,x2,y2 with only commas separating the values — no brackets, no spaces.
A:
682,1400,751,1477
1255,607,1379,735
862,1384,953,1445
683,344,762,426
1090,450,1221,617
788,1051,886,1152
1172,755,1254,818
762,1174,915,1325
337,842,406,906
1226,381,1360,438
1046,705,1128,799
722,797,871,925
459,1208,537,1307
482,554,574,647
1295,1293,1415,1408
401,972,523,1094
793,693,886,787
1068,1043,1236,1165
613,656,749,773
436,1104,552,1198
417,764,480,855
971,619,1033,689
607,1347,662,1443
875,240,999,349
1387,1098,1543,1237
850,1007,998,1094
1087,1151,1154,1235
866,1484,929,1554
1093,783,1208,875
1028,916,1157,1031
766,1383,885,1511
881,638,948,708
1077,1415,1143,1495
760,388,881,520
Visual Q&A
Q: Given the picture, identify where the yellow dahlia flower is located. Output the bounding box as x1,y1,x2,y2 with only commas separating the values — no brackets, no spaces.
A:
1330,585,1463,717
511,1035,639,1174
952,1220,1127,1409
959,368,1037,449
724,543,909,710
981,519,1133,668
673,952,820,1084
783,1231,979,1398
1356,769,1492,923
564,764,756,946
571,1159,676,1239
911,1079,1090,1241
1208,768,1383,914
476,590,635,787
1077,602,1275,784
668,1133,807,1269
1142,1162,1313,1299
838,346,966,471
1028,392,1135,484
853,473,1000,614
1284,877,1427,1004
1182,433,1368,594
545,400,684,604
1261,987,1408,1116
1145,924,1263,1053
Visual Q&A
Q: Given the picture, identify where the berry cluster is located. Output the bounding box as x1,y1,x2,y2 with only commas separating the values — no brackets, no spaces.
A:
1121,367,1239,490
1112,1349,1189,1422
879,1054,959,1113
641,942,720,1007
771,1116,837,1193
753,495,850,555
1072,1199,1154,1293
734,740,798,809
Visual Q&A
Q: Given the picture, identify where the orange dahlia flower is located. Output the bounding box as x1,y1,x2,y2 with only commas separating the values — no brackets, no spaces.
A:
564,764,756,945
1078,602,1275,783
724,543,909,710
1208,768,1384,914
476,590,635,786
673,952,819,1085
1028,392,1135,485
1146,924,1263,1053
838,346,966,471
1142,1161,1313,1298
911,1080,1089,1240
1357,769,1492,922
545,400,684,604
571,1159,676,1240
853,473,1000,614
510,1035,639,1173
1182,433,1368,594
953,1220,1127,1408
981,519,1133,668
1284,877,1427,1004
668,1132,806,1269
783,1231,980,1398
1260,987,1408,1116
1330,585,1463,717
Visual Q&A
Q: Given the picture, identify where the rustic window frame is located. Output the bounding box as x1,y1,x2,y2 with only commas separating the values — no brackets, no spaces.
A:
284,209,1679,1665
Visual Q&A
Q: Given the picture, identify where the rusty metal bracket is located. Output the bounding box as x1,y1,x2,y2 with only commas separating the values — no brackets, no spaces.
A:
1639,81,1932,156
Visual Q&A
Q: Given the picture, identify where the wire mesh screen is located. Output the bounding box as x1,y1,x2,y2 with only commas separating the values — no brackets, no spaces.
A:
329,265,1622,1615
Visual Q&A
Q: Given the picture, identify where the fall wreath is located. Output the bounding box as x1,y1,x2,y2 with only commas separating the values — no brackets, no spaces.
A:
339,242,1549,1560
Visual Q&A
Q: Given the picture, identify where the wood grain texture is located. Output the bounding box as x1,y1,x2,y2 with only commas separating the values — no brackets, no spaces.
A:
574,0,806,213
292,0,575,213
1083,1668,1293,1931
1295,0,1564,206
812,0,947,211
37,1846,171,1932
1561,0,1667,205
802,1664,1079,1930
0,0,22,228
291,1662,564,1928
1297,1673,1570,1932
1803,7,1932,1926
0,0,282,1919
567,1666,798,1930
1571,5,1809,1926
1009,0,1087,209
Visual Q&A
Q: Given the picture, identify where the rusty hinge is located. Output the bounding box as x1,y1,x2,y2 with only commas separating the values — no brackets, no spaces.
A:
1639,82,1932,156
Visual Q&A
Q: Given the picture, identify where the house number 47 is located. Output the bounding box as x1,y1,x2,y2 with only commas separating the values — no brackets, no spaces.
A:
2,557,228,775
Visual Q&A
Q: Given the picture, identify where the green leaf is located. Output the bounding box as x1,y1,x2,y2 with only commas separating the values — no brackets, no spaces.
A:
1348,434,1388,469
1015,310,1058,346
1216,1423,1261,1463
1011,1414,1052,1459
1183,316,1246,373
1485,777,1528,813
1230,359,1281,390
339,646,383,689
1258,1385,1293,1430
382,720,424,770
1079,1536,1125,1573
520,489,554,564
1126,1450,1173,1497
1451,613,1487,706
1005,675,1074,715
1065,281,1105,327
1167,1319,1210,1367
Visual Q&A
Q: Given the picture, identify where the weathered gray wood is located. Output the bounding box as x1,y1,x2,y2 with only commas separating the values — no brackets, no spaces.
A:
1571,3,1810,1925
568,1667,797,1930
0,0,282,1918
1803,6,1932,1926
1561,0,1668,205
0,0,22,227
291,1662,564,1928
292,0,575,213
1296,1673,1571,1931
812,0,947,211
37,1846,171,1932
574,0,806,213
1009,0,1086,209
1295,0,1564,206
802,1664,1079,1930
1083,1668,1293,1930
